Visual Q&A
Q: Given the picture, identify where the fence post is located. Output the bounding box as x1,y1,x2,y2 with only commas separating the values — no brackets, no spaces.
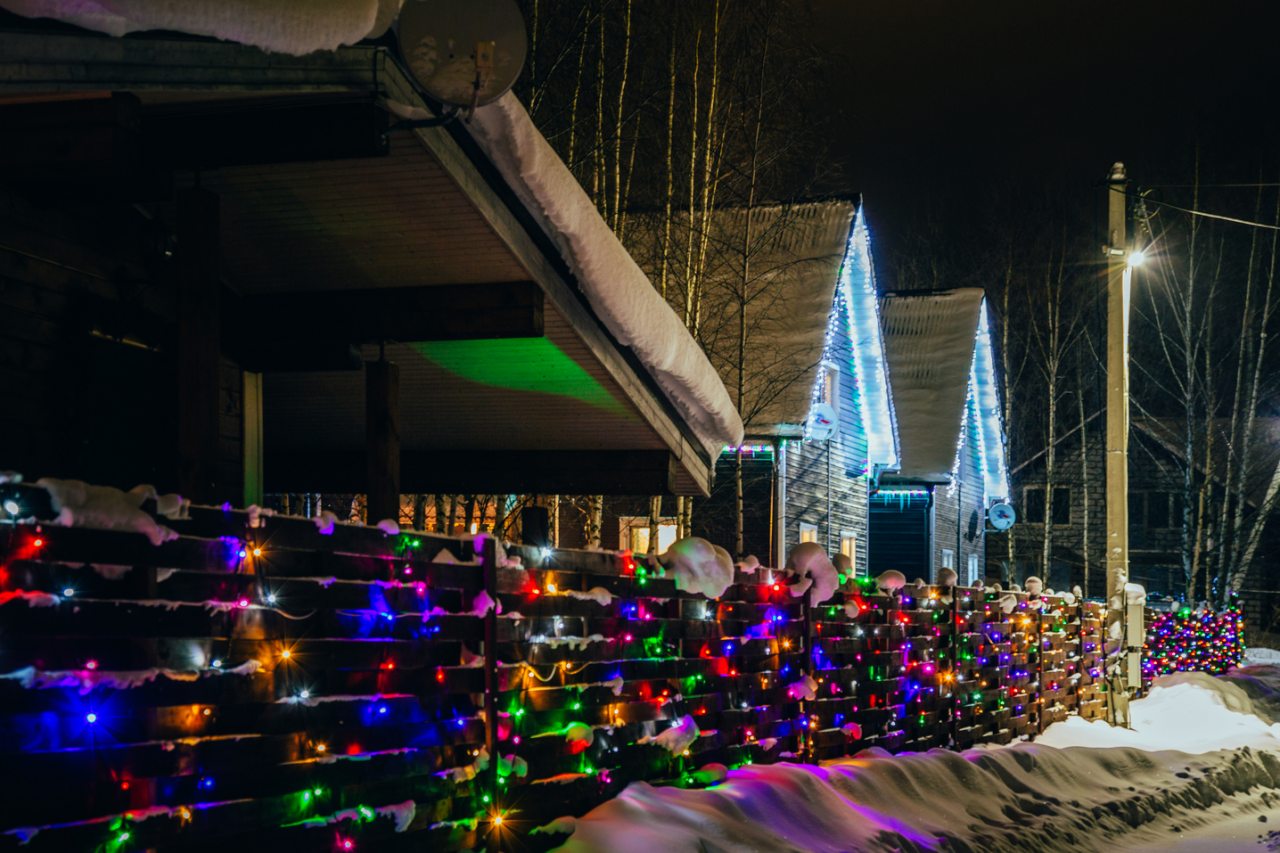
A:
482,535,499,851
802,590,814,762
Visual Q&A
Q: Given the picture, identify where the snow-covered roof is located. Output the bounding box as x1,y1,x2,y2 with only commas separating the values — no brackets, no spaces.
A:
622,201,856,432
467,96,743,455
0,0,404,54
0,2,744,460
880,289,1008,500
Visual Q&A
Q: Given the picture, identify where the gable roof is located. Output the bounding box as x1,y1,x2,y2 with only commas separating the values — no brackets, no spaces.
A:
624,201,855,431
880,288,1008,500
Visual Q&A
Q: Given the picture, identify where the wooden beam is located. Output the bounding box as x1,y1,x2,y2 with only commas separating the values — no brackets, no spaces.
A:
265,450,680,496
228,282,543,371
364,359,401,524
176,187,222,503
142,96,389,169
0,92,170,198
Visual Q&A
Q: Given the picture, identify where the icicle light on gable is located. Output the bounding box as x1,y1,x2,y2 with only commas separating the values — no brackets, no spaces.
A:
836,207,898,467
972,300,1009,501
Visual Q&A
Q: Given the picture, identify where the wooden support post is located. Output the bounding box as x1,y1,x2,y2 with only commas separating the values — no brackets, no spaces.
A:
950,588,960,747
364,358,400,525
481,535,500,851
802,591,814,762
176,186,221,503
243,371,264,507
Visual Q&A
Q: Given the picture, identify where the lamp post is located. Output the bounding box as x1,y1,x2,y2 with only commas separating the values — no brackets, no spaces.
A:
1104,162,1144,714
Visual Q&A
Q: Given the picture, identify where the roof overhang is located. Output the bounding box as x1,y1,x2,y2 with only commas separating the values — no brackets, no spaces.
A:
0,27,718,495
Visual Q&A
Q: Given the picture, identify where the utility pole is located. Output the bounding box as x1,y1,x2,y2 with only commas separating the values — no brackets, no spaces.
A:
1104,162,1132,711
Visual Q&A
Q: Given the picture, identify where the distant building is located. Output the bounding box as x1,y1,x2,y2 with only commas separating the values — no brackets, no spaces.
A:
869,289,1009,585
994,415,1280,629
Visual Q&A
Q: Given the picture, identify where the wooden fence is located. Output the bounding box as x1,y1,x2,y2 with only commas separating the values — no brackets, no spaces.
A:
0,496,1107,851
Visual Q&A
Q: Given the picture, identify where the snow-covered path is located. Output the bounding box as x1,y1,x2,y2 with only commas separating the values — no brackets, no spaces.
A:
549,663,1280,852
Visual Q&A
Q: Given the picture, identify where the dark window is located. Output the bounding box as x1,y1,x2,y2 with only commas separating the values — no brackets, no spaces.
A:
1170,492,1185,528
1051,487,1071,525
1128,491,1145,527
1024,487,1045,523
1147,492,1169,529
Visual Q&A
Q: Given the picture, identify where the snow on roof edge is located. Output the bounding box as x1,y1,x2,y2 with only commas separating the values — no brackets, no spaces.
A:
0,0,403,55
466,94,744,456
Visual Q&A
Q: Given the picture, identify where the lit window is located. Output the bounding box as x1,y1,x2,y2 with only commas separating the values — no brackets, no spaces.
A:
941,548,955,570
967,553,979,585
822,366,839,407
799,523,818,545
620,517,677,554
840,533,858,575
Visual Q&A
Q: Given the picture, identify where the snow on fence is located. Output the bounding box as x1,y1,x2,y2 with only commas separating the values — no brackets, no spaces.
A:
0,489,1107,851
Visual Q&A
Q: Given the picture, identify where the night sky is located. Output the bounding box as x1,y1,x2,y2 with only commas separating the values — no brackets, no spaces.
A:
807,1,1280,287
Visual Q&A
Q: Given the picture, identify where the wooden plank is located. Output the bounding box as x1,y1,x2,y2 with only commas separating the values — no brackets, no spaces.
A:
227,282,544,370
265,449,679,495
142,95,389,169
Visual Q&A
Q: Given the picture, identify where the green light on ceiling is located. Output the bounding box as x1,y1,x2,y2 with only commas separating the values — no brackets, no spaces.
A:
411,337,629,417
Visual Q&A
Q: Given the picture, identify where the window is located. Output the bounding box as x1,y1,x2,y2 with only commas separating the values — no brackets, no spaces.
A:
941,548,955,570
1146,491,1184,529
821,366,838,407
799,522,818,545
1024,487,1045,524
619,517,677,554
1146,492,1168,529
967,553,980,586
840,532,858,575
1050,487,1071,526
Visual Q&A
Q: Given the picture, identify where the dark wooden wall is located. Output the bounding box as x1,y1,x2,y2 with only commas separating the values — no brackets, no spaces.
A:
0,497,1107,851
0,184,244,500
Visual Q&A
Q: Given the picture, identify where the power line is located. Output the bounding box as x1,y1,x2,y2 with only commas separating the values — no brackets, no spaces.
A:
1111,186,1280,232
1140,182,1280,189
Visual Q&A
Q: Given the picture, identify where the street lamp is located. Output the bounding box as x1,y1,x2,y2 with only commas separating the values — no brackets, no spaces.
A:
1104,162,1144,721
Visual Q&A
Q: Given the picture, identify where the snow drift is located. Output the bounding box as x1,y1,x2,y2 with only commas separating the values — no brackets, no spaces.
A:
551,666,1280,852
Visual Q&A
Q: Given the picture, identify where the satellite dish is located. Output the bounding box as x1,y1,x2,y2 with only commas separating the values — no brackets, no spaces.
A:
807,402,839,441
987,501,1017,531
396,0,528,110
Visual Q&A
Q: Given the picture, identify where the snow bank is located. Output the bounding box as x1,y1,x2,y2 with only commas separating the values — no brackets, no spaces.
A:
554,667,1280,852
556,742,1280,853
1034,670,1280,754
659,538,734,600
467,95,743,456
0,0,402,55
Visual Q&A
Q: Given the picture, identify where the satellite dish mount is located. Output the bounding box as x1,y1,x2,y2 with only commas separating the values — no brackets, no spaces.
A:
394,0,528,125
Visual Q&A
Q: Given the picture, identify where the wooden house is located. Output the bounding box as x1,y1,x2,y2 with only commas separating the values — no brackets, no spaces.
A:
0,18,741,518
588,201,898,570
870,288,1009,584
997,414,1280,628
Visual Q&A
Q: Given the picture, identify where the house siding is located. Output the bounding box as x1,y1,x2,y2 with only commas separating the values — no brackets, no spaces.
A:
783,290,870,572
922,393,988,583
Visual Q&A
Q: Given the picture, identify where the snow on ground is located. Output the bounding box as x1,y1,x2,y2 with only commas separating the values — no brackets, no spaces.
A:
550,666,1280,852
1031,670,1280,753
